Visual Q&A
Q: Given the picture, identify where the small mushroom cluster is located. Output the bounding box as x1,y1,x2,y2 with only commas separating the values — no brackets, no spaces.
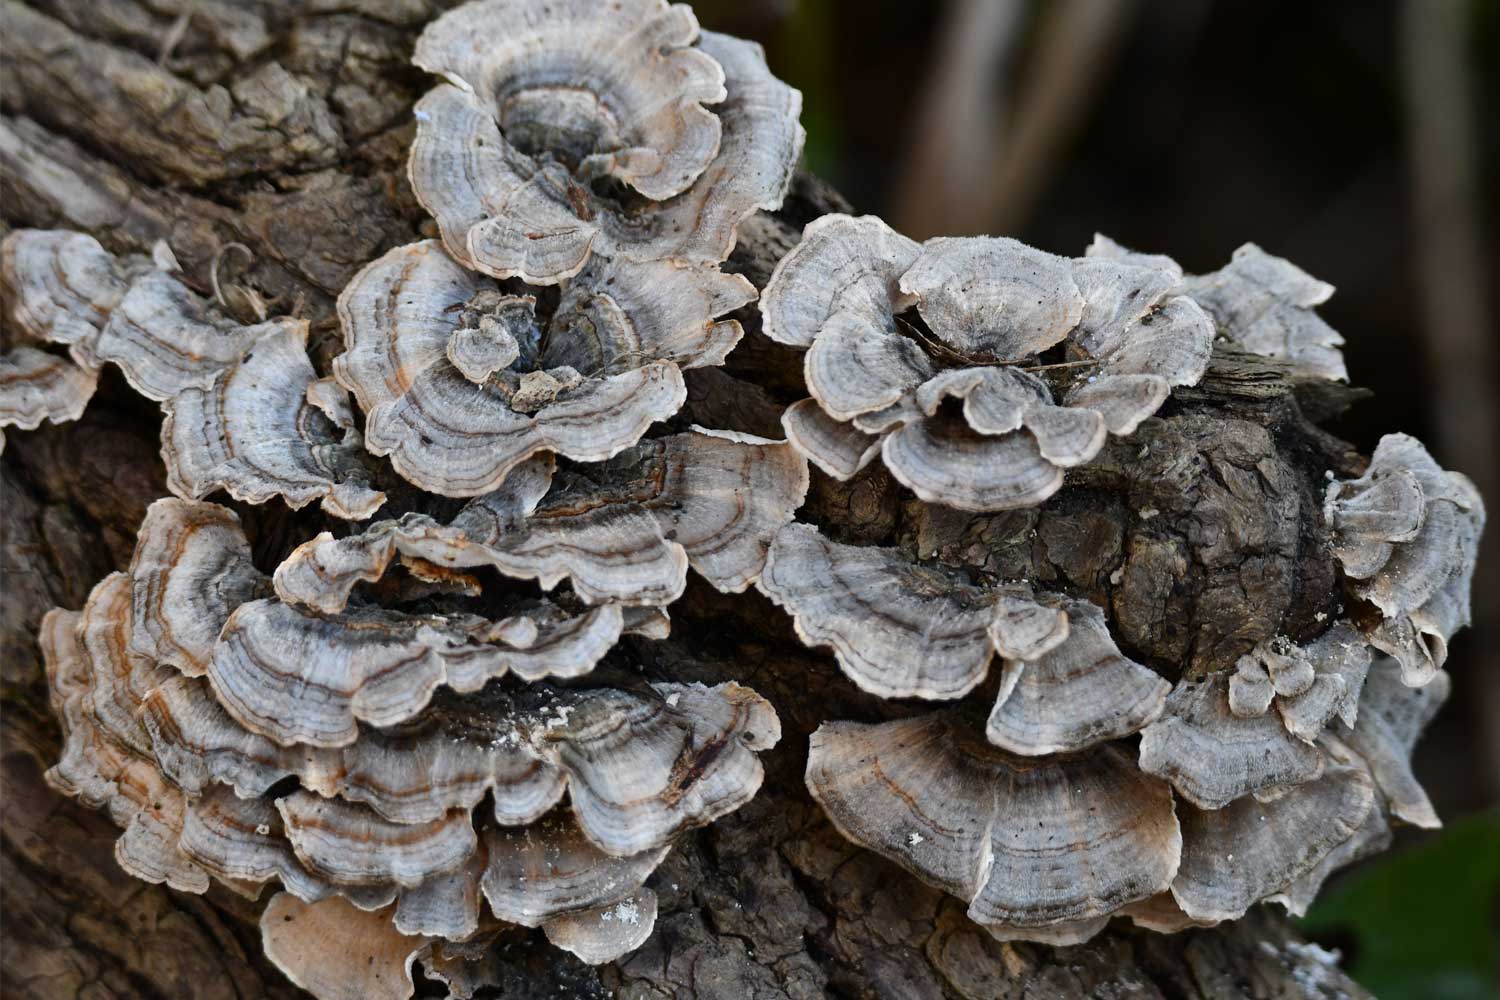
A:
761,215,1216,509
1,227,384,517
756,215,1479,944
47,498,783,993
345,0,802,500
27,1,812,993
1324,432,1484,684
15,0,1485,985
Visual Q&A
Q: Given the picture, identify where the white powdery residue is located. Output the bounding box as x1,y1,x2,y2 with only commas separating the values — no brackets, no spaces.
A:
907,832,924,847
609,900,641,925
665,693,680,708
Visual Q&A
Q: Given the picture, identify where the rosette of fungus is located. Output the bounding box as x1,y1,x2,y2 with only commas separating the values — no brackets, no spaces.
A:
1093,235,1349,382
1323,433,1484,684
1,228,385,517
761,214,1215,510
765,219,1477,945
333,239,757,497
44,444,795,995
408,0,803,284
30,4,811,975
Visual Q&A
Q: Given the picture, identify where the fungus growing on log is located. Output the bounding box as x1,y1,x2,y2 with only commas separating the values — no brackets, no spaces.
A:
43,483,785,985
27,15,806,967
409,0,803,283
761,214,1215,510
334,239,755,496
776,220,1474,947
8,0,1486,994
1324,432,1485,684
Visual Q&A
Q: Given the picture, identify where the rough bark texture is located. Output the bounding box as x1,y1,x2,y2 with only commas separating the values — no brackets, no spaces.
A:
1,2,1376,997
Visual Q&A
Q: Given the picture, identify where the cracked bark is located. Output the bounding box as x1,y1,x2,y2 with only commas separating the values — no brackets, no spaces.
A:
1,2,1374,997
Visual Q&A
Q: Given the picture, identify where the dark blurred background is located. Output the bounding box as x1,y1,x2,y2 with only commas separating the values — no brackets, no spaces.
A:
692,0,1498,994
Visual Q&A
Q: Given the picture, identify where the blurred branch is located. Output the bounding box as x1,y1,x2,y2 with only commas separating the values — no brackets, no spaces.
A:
981,0,1135,233
893,0,1137,239
891,0,1028,238
1400,0,1499,798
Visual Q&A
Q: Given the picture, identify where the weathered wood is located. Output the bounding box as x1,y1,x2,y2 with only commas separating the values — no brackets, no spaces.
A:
1,2,1375,996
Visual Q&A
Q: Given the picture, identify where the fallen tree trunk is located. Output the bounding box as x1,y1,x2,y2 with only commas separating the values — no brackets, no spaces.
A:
1,2,1375,996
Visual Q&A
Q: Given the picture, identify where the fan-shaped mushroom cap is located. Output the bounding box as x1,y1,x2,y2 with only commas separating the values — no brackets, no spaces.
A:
127,498,268,676
1274,625,1372,742
543,887,658,964
1326,433,1484,685
162,321,385,519
901,237,1084,359
1,229,133,351
759,523,999,700
985,598,1169,754
335,240,751,496
278,793,478,889
1170,739,1375,923
1224,627,1374,745
90,268,274,401
0,345,97,433
41,605,210,893
807,713,1180,941
480,816,667,927
761,220,1212,512
985,596,1068,668
208,598,627,747
760,214,921,349
414,0,726,204
1181,242,1347,382
272,429,803,610
146,666,775,856
881,415,1066,512
262,894,429,1000
410,4,802,282
804,310,934,422
179,785,352,905
1341,657,1449,828
1268,780,1392,918
780,397,883,480
546,681,779,856
1138,673,1325,809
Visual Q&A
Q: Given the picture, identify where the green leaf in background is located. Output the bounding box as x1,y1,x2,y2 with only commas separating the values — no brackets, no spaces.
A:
1299,811,1500,999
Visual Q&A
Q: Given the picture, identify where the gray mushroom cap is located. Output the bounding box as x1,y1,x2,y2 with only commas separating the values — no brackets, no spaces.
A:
1169,738,1375,923
759,215,1214,510
415,0,726,204
271,428,804,612
760,523,1086,704
1138,673,1325,809
985,597,1170,755
1180,242,1347,382
1325,433,1484,685
410,1,802,283
807,712,1181,942
758,523,1000,700
334,240,763,496
162,319,386,519
0,345,97,435
1341,656,1450,828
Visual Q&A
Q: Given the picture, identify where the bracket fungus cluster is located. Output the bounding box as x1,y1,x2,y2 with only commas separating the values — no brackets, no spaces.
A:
761,215,1216,508
46,497,784,991
757,212,1480,946
13,0,1487,992
26,2,812,994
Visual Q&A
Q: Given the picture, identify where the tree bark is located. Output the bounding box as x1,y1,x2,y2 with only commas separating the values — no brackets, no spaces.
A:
1,2,1376,997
